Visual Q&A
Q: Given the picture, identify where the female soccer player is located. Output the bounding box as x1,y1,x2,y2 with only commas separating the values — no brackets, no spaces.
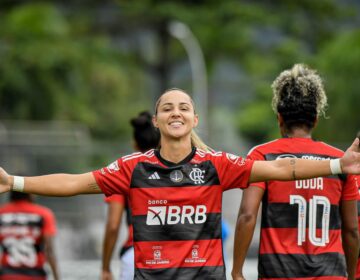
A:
1,88,360,280
232,64,360,280
101,111,159,280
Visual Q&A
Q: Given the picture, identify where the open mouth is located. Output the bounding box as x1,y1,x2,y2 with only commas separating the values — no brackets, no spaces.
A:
169,121,184,128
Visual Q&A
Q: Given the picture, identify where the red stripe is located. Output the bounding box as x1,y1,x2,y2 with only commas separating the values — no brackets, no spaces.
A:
134,239,223,269
357,255,360,278
130,186,222,215
260,228,344,255
123,224,133,248
0,276,45,280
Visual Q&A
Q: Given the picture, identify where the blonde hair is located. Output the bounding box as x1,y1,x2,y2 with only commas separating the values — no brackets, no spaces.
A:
191,130,211,151
155,88,210,151
271,63,328,129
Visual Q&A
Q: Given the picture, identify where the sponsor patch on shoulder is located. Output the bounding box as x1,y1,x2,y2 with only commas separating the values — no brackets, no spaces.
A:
226,153,239,164
106,161,120,173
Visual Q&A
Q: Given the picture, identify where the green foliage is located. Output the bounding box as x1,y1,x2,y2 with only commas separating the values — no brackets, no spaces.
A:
0,0,358,145
315,30,360,142
0,3,149,139
233,0,358,144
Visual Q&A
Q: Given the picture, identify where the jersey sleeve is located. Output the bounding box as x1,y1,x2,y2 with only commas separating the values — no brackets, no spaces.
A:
93,157,132,197
42,208,57,237
214,152,254,191
104,194,126,205
341,175,359,201
246,147,266,190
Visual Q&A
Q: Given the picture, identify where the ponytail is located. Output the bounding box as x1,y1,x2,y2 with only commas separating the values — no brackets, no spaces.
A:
191,131,211,152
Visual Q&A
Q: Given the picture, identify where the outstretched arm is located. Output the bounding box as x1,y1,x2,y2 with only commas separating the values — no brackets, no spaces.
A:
0,168,101,196
250,138,360,183
232,186,263,280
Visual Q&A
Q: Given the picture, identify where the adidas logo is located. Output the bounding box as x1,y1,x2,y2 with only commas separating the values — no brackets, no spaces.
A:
148,172,160,180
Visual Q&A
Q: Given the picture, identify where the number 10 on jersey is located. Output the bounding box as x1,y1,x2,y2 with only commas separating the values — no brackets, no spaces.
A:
290,195,330,247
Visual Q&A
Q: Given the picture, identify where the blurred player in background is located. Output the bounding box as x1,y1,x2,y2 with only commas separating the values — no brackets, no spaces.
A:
232,64,359,280
101,111,160,280
0,191,59,280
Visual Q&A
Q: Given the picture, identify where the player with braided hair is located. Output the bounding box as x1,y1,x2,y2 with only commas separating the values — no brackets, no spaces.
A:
232,64,359,280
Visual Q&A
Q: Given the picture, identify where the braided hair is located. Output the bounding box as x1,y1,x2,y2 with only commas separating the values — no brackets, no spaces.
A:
271,64,328,131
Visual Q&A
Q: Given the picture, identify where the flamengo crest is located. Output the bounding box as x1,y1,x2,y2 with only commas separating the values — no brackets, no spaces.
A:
189,168,205,184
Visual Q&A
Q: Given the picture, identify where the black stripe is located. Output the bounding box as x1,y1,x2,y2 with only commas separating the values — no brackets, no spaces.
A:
259,253,346,278
264,153,347,181
133,213,221,242
130,161,220,188
265,152,337,161
0,266,46,277
358,201,360,217
261,202,341,229
135,265,225,280
125,202,132,226
0,221,44,227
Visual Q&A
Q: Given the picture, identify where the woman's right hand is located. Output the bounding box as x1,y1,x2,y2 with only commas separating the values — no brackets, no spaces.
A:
0,167,11,194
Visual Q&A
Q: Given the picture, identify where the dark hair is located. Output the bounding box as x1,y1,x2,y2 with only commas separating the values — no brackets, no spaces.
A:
10,191,31,201
130,111,160,152
272,64,328,131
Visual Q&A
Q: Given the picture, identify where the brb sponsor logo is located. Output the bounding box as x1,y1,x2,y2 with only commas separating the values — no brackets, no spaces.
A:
146,202,207,226
226,153,247,166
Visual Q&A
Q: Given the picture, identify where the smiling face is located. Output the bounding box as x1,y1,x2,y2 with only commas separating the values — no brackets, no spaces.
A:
153,89,198,142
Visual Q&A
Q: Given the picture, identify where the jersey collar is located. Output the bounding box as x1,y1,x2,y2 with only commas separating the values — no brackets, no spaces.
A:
155,147,196,167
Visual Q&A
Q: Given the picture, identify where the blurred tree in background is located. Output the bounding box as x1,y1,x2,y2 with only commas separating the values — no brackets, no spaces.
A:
0,0,359,146
0,2,149,140
230,0,360,144
316,30,360,143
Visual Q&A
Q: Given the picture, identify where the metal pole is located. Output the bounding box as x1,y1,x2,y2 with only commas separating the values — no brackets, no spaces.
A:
168,21,208,140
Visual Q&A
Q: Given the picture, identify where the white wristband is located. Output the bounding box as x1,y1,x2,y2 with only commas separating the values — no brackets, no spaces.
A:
330,159,342,175
12,176,25,192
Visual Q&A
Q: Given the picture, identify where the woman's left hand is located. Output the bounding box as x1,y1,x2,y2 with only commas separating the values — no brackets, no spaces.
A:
341,138,360,174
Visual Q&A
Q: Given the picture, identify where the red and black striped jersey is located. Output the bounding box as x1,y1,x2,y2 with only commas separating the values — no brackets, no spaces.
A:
94,147,253,280
105,195,133,256
0,200,56,280
247,137,358,280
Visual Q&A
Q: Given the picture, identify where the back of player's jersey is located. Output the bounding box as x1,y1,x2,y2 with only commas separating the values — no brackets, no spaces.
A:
247,138,357,280
0,203,47,280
